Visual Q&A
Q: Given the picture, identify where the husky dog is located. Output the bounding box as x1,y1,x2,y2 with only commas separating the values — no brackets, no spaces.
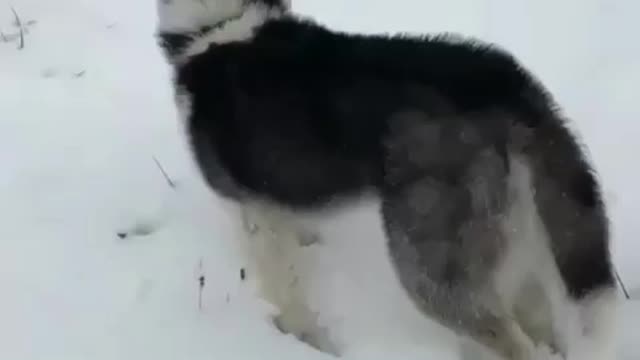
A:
156,0,619,359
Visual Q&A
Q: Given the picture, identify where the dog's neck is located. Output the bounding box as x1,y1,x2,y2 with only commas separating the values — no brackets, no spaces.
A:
158,0,289,63
158,0,288,35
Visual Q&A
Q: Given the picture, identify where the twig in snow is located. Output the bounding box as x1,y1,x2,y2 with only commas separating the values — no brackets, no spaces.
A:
197,259,205,310
152,156,176,189
614,267,630,300
10,6,24,50
198,275,205,309
0,30,6,42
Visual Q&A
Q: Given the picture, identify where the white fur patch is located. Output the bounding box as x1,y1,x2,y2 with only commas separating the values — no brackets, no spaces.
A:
174,85,192,125
565,288,619,360
492,155,565,356
494,155,562,315
182,4,283,59
157,0,244,33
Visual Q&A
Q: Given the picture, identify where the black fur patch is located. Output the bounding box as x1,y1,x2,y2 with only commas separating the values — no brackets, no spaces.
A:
176,17,540,203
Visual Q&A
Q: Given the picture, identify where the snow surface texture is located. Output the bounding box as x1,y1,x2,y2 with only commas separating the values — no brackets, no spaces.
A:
0,0,637,359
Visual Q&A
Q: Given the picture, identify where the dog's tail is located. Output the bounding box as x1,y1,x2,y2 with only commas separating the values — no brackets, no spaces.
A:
156,0,288,64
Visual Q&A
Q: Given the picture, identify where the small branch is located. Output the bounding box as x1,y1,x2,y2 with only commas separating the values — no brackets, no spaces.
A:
614,267,630,300
197,259,205,311
10,6,24,50
152,156,176,189
198,275,205,310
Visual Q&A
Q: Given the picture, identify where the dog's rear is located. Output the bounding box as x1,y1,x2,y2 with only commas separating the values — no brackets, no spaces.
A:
156,1,619,359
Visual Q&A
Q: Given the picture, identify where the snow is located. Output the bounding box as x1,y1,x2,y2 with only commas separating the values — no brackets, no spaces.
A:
0,0,637,359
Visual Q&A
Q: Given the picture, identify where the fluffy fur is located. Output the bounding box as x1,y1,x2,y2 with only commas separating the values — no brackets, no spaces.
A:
156,1,619,359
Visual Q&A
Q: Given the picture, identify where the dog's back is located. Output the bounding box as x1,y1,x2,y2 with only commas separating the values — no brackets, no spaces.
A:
156,1,618,359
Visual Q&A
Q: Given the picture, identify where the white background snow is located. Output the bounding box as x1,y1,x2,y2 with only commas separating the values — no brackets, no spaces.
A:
0,0,637,359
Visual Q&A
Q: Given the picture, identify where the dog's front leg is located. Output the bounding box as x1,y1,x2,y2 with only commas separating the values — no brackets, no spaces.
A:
241,204,336,354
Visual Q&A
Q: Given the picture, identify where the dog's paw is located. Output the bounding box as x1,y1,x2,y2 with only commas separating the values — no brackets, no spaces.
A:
272,310,339,356
297,231,322,247
532,344,565,360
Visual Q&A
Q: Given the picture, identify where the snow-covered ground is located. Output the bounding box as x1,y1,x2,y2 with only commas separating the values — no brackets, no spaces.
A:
0,0,637,359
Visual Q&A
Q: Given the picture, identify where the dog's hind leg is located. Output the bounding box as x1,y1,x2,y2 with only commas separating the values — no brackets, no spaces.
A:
381,146,537,360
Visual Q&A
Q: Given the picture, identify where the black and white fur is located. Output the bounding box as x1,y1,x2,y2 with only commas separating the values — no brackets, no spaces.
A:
156,1,619,359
